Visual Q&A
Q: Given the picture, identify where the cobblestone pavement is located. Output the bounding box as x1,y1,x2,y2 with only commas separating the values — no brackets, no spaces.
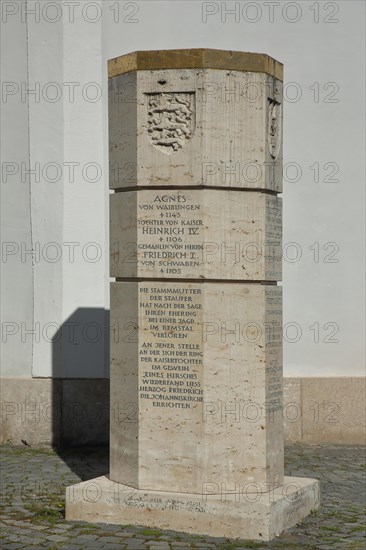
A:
0,445,365,549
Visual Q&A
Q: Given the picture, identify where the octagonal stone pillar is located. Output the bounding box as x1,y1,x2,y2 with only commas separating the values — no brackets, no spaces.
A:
66,49,319,542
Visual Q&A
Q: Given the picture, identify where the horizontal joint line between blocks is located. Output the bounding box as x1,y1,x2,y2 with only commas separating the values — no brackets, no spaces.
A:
111,185,281,196
114,278,279,285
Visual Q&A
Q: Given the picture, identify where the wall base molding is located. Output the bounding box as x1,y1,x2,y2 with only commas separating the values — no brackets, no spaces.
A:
283,377,365,445
1,377,364,447
0,378,109,447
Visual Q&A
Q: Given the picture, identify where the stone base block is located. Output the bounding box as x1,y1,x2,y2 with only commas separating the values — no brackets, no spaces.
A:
66,475,319,541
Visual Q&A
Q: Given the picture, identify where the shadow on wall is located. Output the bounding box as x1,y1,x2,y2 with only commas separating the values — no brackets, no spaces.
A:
52,308,109,477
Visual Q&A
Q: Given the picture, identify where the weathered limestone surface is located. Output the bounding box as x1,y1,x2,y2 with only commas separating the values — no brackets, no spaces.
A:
110,282,283,493
66,475,319,542
109,68,283,191
110,190,282,280
108,49,284,80
67,49,319,541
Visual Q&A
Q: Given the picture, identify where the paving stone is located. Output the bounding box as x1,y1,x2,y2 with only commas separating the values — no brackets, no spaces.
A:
14,536,48,545
2,535,21,542
126,540,148,549
97,536,123,542
10,529,48,540
71,534,100,543
2,520,31,528
46,534,69,542
1,445,366,548
2,545,26,550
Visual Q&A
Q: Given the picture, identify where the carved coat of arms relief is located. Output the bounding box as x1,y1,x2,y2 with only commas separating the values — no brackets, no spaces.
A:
146,92,195,154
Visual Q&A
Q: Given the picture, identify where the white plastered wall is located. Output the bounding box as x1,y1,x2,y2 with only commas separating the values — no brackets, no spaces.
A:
1,0,108,378
102,0,365,378
1,1,364,380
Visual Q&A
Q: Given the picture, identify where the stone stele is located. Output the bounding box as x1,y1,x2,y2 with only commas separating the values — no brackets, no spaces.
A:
66,49,319,542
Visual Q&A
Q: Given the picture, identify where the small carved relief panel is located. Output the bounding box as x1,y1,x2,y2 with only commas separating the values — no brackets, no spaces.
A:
146,92,195,154
268,98,282,160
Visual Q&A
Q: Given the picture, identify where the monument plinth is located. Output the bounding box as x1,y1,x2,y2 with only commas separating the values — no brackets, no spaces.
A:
66,49,319,541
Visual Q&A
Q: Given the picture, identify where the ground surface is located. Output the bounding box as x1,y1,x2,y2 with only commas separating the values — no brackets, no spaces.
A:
0,445,365,549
